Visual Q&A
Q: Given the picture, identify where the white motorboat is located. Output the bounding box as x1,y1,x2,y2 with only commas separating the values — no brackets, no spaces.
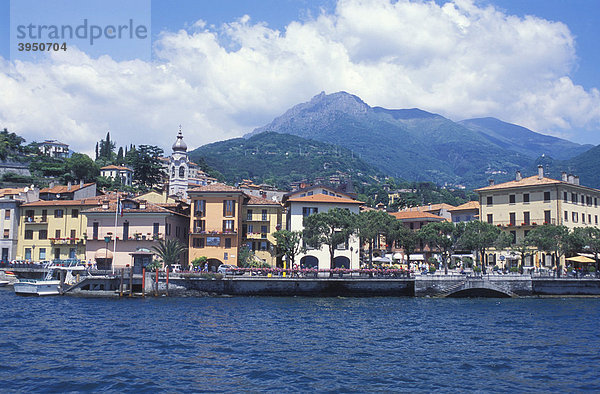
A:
13,261,87,296
0,280,10,287
13,279,61,296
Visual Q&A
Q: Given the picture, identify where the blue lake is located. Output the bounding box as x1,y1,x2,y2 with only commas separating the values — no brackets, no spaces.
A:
1,288,599,392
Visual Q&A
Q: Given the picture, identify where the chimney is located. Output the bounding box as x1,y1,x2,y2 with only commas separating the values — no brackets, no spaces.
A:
515,171,522,181
139,200,146,209
49,181,55,189
574,176,580,185
488,179,495,186
568,174,574,184
79,179,84,188
537,165,544,180
67,181,72,191
102,199,109,209
561,172,567,182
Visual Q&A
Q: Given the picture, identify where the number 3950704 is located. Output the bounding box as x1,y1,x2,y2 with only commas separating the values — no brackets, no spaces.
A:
17,42,67,51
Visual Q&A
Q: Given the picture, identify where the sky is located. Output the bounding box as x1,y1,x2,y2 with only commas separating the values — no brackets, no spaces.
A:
0,0,599,156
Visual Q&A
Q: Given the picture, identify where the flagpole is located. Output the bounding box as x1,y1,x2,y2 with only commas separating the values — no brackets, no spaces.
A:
112,196,119,274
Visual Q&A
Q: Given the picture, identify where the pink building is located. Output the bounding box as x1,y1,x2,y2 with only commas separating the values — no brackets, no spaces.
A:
82,198,189,271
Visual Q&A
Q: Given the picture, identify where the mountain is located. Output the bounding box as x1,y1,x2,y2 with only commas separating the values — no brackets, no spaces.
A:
459,117,593,160
246,91,593,188
188,131,383,189
530,144,600,189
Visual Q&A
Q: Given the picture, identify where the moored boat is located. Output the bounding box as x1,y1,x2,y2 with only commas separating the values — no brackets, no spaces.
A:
13,279,61,296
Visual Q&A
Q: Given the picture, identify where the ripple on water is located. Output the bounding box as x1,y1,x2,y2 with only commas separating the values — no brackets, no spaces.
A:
0,292,599,392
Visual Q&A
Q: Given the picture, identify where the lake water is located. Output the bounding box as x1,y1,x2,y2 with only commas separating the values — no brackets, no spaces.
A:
1,288,599,392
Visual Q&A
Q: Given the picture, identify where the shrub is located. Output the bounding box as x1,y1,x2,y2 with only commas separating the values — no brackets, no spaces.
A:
510,267,519,273
473,266,482,273
429,265,436,273
589,266,597,273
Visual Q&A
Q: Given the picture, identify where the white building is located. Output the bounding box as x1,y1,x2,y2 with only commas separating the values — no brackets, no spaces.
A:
168,128,189,199
100,165,133,186
39,140,69,158
284,192,362,270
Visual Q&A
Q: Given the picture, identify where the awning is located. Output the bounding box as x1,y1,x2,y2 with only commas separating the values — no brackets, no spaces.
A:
393,253,403,260
94,249,113,260
566,255,596,263
373,256,392,263
409,254,425,261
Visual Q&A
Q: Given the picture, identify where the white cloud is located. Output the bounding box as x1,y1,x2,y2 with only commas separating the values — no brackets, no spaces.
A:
1,0,599,154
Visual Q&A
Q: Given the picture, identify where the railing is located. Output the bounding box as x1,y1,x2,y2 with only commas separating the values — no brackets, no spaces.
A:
489,219,554,227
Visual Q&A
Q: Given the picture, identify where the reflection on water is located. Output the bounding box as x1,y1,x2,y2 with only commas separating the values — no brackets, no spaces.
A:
1,289,599,392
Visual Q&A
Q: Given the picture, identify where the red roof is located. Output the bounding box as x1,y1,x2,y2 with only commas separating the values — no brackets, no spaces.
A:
188,183,243,193
246,195,282,206
40,183,95,194
287,194,363,204
389,211,446,220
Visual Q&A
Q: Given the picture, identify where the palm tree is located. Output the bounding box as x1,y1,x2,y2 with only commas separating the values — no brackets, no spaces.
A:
152,239,187,295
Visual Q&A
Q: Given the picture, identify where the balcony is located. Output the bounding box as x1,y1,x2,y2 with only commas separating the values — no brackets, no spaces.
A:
24,217,48,225
50,237,83,245
190,229,237,235
492,218,555,227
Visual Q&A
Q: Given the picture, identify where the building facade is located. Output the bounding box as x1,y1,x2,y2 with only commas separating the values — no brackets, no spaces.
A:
100,165,133,186
476,167,600,267
285,194,362,270
83,198,189,270
39,139,69,158
188,184,246,269
168,128,190,199
241,195,283,267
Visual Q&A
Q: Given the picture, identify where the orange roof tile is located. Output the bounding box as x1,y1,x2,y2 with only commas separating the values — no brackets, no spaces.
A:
389,211,446,220
401,203,455,212
449,201,480,211
188,183,243,193
287,194,363,204
475,175,562,191
40,183,95,194
100,165,132,171
246,195,282,206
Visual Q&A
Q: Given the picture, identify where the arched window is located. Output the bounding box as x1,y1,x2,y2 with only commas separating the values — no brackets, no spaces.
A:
171,166,175,177
179,166,185,177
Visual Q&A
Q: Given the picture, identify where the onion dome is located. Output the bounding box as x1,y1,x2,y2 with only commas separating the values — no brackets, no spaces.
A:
172,126,187,152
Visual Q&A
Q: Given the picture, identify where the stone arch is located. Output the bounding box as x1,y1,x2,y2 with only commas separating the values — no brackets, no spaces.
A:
447,288,512,298
333,256,350,269
300,255,319,268
207,258,222,272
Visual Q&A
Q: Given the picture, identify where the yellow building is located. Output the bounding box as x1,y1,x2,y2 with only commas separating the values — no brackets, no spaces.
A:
241,195,283,267
188,184,246,269
17,197,107,261
476,166,600,268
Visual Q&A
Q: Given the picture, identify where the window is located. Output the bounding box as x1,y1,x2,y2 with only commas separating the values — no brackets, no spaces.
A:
248,224,254,233
595,198,598,207
69,248,76,259
544,191,551,202
582,214,586,223
153,223,160,236
572,212,578,223
581,195,585,205
194,200,206,217
224,252,228,260
24,230,33,239
523,212,530,225
54,209,64,218
523,193,530,203
564,211,568,222
510,231,516,244
509,212,515,226
54,248,60,260
302,207,318,217
262,209,267,221
176,227,180,237
55,229,61,238
123,222,129,240
25,248,31,260
165,223,171,236
544,210,551,224
509,194,516,204
171,166,175,177
225,238,232,249
207,237,220,246
93,223,99,240
586,196,592,206
3,229,9,239
589,214,592,224
247,209,253,221
39,248,46,260
596,215,598,225
223,200,236,217
486,196,493,206
260,241,268,251
307,191,313,196
261,225,268,238
41,209,47,222
223,220,235,232
192,238,205,248
563,192,568,202
25,210,34,222
524,230,530,237
4,210,10,219
179,166,185,177
572,193,577,204
70,229,76,239
487,214,493,224
194,220,205,233
39,230,47,240
71,209,79,218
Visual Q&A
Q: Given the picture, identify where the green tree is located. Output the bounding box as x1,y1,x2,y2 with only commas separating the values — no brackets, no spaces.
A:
525,224,570,276
387,220,419,269
570,227,600,272
303,208,356,270
129,145,164,191
116,147,124,163
356,210,394,268
152,239,187,295
273,230,305,269
64,153,99,183
0,128,26,160
419,221,456,275
456,221,504,274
